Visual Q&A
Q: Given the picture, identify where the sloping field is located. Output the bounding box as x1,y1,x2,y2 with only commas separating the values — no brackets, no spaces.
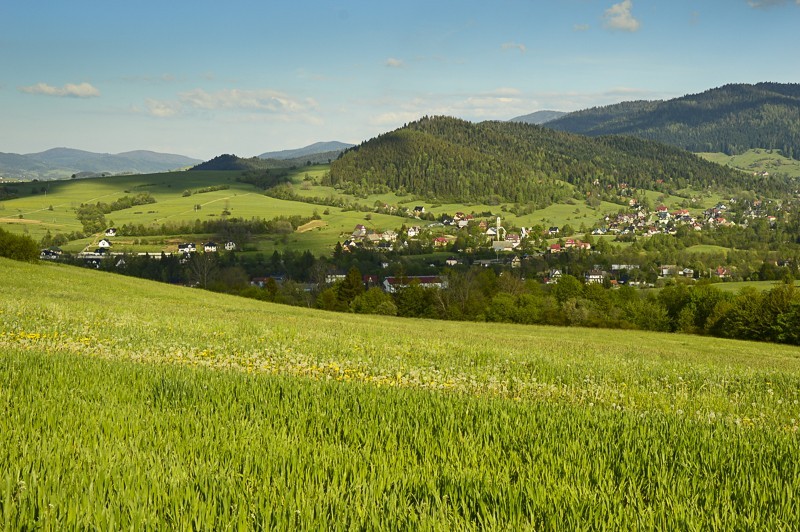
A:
1,258,799,528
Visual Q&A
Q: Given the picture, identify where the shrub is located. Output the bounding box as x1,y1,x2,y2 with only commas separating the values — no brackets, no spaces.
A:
0,228,40,262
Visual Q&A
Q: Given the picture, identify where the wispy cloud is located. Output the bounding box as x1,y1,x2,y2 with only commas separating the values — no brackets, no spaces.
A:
145,98,181,118
747,0,800,7
178,88,317,113
19,82,100,98
385,57,405,68
573,24,591,32
501,42,527,54
603,0,640,32
143,88,318,119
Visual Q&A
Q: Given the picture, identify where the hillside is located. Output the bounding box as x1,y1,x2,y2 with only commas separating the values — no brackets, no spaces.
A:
509,110,567,124
545,82,800,159
2,257,800,527
258,141,354,160
0,148,201,179
328,116,784,204
193,151,340,171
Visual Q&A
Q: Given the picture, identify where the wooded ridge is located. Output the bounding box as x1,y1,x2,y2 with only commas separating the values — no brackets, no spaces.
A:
327,116,787,204
546,83,800,159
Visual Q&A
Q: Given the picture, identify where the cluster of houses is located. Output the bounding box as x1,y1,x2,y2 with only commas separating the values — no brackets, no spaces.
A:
177,241,236,254
594,198,784,238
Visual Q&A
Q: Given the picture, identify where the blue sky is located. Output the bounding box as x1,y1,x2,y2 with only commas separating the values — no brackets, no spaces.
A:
1,0,799,159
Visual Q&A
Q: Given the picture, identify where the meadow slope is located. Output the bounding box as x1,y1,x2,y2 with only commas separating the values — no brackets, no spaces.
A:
2,258,799,528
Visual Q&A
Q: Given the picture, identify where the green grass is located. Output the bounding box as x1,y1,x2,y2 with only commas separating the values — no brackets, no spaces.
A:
684,244,731,255
698,149,800,178
2,257,800,528
710,279,800,293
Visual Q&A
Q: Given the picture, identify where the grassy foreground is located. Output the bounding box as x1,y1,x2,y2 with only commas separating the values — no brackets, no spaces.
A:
2,258,800,528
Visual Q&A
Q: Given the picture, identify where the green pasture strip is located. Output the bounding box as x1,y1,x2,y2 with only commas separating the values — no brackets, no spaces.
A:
683,244,731,255
710,280,800,294
1,348,798,529
698,149,800,178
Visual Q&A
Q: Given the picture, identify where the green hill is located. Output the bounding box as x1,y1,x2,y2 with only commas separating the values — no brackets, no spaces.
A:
546,82,800,159
328,116,786,204
2,258,800,527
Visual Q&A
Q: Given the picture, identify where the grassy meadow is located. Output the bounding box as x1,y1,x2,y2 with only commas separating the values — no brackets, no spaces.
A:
2,165,721,256
698,149,800,178
2,257,800,528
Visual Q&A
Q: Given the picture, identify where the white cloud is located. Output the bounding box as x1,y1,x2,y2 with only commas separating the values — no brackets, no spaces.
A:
178,88,317,113
145,98,181,118
19,82,100,98
747,0,800,7
385,58,405,68
501,42,527,54
603,0,640,32
369,111,423,127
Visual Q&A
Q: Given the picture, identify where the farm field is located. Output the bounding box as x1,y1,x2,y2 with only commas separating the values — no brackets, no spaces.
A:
2,165,716,256
698,149,800,178
2,257,799,528
710,279,800,293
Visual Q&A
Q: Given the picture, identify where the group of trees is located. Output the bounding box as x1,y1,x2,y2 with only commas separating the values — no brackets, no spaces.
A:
273,264,800,346
0,228,39,262
76,193,156,233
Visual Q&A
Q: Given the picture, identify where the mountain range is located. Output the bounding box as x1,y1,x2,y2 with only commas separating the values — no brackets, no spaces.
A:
509,110,567,125
258,141,354,160
544,82,800,159
0,148,202,180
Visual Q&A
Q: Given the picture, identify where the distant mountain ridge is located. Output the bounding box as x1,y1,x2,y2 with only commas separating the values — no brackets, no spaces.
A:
0,148,201,179
509,110,567,125
545,82,800,159
258,141,354,160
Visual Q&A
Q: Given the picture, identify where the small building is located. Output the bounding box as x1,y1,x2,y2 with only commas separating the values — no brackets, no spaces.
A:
224,241,237,251
178,243,196,254
203,242,218,253
382,276,447,293
97,239,112,248
104,228,117,237
40,249,60,260
493,240,515,252
585,270,606,285
352,224,367,238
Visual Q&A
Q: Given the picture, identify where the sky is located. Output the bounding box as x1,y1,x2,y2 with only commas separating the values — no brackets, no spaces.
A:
1,0,799,160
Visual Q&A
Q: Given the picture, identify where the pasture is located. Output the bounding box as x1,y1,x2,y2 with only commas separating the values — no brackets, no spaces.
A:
1,257,799,528
699,149,800,178
1,167,631,252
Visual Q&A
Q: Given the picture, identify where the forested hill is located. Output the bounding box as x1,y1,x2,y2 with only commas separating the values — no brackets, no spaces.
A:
191,153,327,171
545,83,800,159
328,116,783,205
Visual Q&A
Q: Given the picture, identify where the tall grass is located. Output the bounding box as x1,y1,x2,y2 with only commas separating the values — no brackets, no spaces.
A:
2,258,800,528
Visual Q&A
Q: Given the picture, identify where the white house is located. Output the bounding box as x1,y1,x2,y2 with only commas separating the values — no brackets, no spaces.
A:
204,242,218,253
97,239,112,248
